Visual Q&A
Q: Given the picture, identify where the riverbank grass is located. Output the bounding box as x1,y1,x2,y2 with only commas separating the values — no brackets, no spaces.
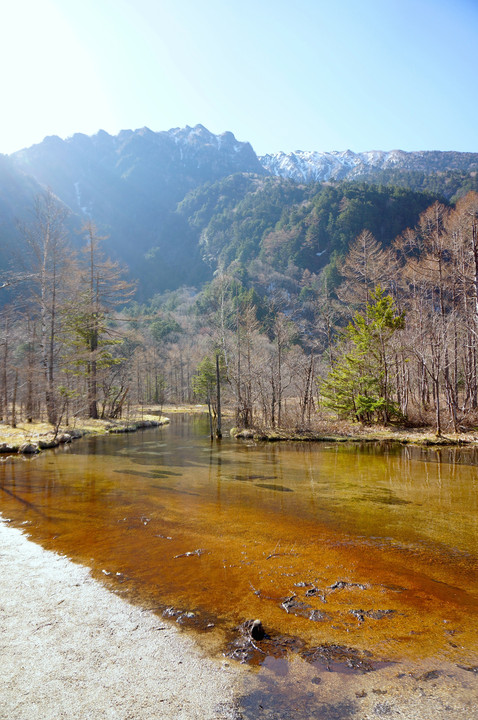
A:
231,423,478,446
0,413,170,455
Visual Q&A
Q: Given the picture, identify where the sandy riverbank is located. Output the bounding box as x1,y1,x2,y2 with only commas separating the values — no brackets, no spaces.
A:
0,518,239,720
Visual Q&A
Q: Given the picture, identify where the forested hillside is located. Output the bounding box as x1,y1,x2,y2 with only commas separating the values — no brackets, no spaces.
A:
181,178,437,280
2,126,478,437
1,125,477,297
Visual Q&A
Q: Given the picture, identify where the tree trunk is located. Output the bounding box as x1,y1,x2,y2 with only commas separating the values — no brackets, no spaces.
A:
88,355,98,418
215,353,222,439
1,317,7,423
207,387,214,440
11,369,18,428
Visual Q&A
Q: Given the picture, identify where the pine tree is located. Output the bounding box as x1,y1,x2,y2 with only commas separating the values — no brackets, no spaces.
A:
192,352,227,438
320,287,405,423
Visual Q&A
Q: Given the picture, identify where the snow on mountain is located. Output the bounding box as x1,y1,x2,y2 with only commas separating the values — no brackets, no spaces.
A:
259,148,478,183
260,149,407,183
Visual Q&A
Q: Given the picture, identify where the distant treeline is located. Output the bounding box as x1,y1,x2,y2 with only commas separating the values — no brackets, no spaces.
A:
2,184,478,435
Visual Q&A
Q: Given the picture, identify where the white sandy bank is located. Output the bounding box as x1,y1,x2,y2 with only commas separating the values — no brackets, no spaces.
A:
0,519,239,720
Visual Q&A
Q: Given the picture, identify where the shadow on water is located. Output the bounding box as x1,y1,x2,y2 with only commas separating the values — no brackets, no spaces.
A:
255,484,293,492
359,488,412,506
150,484,200,496
236,688,358,720
114,469,182,478
0,485,58,522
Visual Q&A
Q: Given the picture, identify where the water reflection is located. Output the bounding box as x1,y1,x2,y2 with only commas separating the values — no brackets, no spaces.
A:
0,414,477,669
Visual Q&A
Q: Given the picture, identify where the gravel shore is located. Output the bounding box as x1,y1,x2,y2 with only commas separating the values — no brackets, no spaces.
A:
0,518,238,720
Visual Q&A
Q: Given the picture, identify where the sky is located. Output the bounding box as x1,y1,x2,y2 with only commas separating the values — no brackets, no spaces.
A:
1,0,477,156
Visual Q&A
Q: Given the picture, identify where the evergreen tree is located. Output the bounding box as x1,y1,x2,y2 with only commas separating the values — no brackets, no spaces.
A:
320,287,405,423
192,351,227,438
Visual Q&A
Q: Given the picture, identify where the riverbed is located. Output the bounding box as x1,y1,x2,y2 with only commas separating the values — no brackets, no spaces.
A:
1,414,477,717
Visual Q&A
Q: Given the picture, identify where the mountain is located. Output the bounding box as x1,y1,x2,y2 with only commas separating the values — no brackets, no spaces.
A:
10,125,264,289
12,124,263,214
2,124,478,301
260,149,478,197
12,124,263,223
0,154,49,276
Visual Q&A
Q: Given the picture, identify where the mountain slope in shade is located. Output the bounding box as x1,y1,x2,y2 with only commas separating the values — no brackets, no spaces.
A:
10,125,265,292
2,124,478,300
0,153,51,276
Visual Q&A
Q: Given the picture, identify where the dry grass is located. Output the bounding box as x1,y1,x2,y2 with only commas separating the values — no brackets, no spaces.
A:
3,402,478,451
0,412,170,451
235,406,478,446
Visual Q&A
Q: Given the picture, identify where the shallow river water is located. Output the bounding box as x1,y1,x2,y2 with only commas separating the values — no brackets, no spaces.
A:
1,414,477,717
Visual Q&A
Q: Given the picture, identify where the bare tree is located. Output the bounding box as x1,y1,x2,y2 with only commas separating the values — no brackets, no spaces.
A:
20,190,71,424
64,221,135,419
337,230,390,309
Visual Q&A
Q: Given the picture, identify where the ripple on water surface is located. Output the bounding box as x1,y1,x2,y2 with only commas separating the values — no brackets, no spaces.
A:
0,415,477,681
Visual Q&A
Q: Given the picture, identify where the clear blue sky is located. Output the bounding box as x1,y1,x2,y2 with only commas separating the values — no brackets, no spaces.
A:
2,0,477,155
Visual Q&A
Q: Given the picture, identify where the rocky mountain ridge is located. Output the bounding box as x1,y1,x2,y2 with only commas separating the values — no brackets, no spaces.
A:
12,124,264,221
2,124,478,299
260,148,478,184
10,125,478,217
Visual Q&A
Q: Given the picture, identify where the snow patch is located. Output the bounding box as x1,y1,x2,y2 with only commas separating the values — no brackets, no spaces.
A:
260,149,417,184
73,181,92,217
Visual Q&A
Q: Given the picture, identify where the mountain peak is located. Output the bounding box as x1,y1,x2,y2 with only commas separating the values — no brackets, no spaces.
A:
260,148,478,183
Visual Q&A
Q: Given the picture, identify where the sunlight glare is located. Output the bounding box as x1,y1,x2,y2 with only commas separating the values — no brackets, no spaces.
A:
1,0,114,152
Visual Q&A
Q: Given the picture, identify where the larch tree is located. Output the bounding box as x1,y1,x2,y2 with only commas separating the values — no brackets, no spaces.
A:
64,221,135,419
20,190,71,424
446,192,478,412
337,229,390,309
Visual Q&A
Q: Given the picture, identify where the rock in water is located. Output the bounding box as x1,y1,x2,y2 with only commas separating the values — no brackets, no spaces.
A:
19,443,39,454
250,619,265,641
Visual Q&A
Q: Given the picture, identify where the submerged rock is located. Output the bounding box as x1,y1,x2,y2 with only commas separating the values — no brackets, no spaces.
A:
302,643,376,673
281,595,311,615
280,595,330,621
457,665,478,674
308,610,330,622
329,580,368,591
173,548,205,559
305,586,327,602
349,608,396,623
417,670,441,681
226,620,306,665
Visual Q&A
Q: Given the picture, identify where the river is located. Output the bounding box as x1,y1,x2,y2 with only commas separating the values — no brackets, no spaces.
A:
1,413,477,716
